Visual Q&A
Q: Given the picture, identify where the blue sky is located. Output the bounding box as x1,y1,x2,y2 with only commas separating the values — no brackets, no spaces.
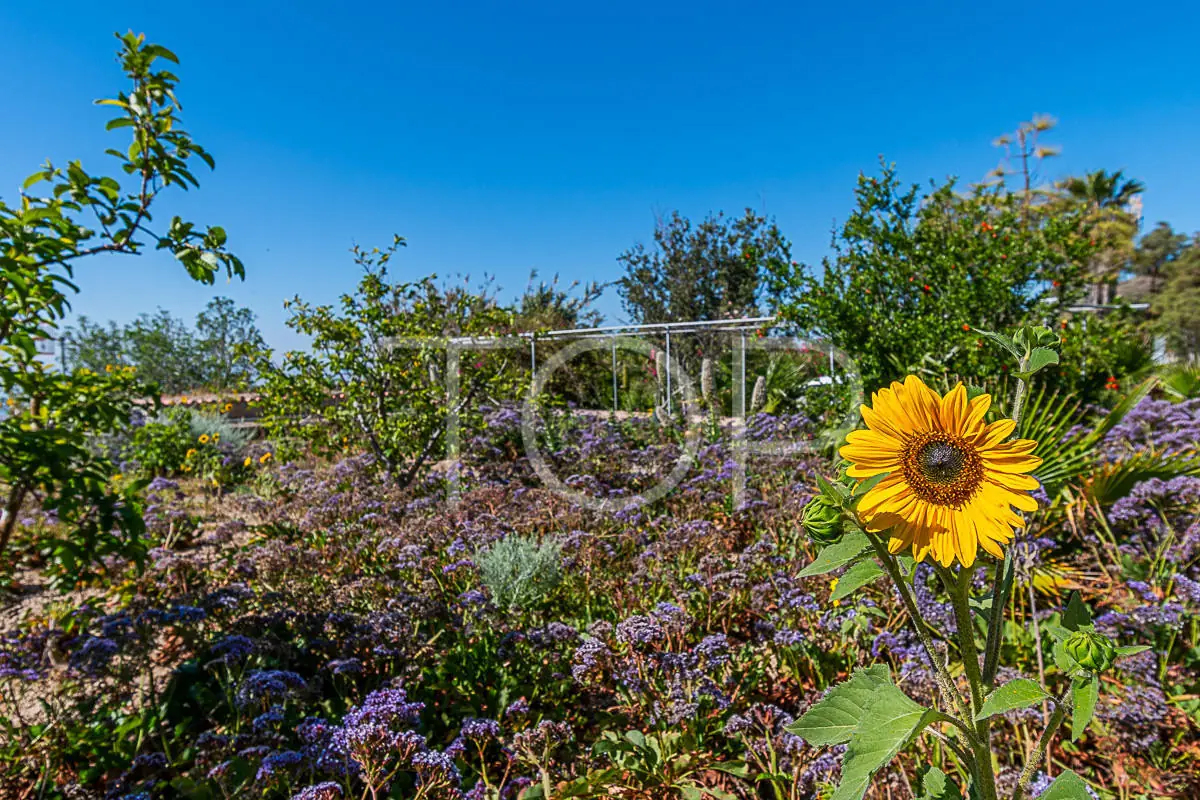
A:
2,1,1198,351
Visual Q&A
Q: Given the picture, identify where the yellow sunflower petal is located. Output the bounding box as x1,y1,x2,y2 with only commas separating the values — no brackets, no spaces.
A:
856,474,909,515
939,384,969,433
982,451,1043,474
975,418,1016,449
986,471,1041,491
960,393,992,438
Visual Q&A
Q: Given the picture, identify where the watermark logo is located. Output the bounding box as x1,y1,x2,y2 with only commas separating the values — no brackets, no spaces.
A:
382,332,861,510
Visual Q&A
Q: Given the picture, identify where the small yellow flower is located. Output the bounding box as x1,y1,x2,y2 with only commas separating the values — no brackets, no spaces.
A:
259,452,272,464
212,433,220,442
244,456,252,467
829,577,841,608
105,364,114,373
223,403,233,413
198,434,210,444
5,398,14,407
112,473,123,482
181,395,189,403
186,448,197,458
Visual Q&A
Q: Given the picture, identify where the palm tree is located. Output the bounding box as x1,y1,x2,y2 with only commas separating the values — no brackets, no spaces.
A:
1057,170,1145,304
1058,169,1145,210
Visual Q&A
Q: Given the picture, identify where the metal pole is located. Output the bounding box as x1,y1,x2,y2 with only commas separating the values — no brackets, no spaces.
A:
530,336,536,389
665,331,672,416
611,336,618,412
740,331,747,418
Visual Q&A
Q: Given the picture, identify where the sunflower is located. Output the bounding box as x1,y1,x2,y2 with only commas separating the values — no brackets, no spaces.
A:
839,375,1041,568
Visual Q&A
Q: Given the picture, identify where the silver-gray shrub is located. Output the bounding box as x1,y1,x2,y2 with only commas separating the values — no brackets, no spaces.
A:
476,534,563,611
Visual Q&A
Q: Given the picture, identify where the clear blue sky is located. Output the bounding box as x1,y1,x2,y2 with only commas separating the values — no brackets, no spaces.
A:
3,1,1198,351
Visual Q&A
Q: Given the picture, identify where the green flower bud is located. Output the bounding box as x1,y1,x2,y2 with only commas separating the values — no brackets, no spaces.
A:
1063,630,1117,673
803,496,843,544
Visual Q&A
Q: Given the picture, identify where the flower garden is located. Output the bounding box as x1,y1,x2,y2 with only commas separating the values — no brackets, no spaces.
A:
3,33,1200,800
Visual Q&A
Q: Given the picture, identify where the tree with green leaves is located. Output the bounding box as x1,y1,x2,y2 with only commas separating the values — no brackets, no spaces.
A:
1156,237,1200,360
617,208,790,345
196,296,266,389
0,32,241,584
63,298,264,392
1131,222,1189,298
255,237,522,488
765,163,1093,391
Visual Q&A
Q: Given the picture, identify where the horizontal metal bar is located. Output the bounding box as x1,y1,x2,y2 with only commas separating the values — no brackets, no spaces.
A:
531,316,777,338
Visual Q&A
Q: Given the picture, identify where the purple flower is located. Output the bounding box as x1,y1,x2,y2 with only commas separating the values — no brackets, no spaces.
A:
291,782,344,800
257,749,304,782
504,697,530,718
71,637,119,673
237,670,307,708
413,750,461,788
460,717,502,742
328,658,363,676
209,634,256,665
616,615,664,646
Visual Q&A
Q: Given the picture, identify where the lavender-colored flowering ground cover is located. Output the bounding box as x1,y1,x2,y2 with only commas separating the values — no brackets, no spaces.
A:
0,401,1198,798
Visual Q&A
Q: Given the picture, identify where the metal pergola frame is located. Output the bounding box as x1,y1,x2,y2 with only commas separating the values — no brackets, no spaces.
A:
379,314,845,417
525,316,779,415
519,315,846,416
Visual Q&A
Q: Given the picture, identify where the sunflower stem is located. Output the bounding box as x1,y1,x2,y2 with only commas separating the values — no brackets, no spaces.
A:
939,565,985,718
940,563,1000,800
864,531,975,730
981,551,1013,690
1012,691,1070,800
1010,358,1031,428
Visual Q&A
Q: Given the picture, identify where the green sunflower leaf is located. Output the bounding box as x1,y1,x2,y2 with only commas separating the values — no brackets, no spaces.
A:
784,664,891,745
1070,675,1100,741
817,474,852,506
1063,592,1093,632
851,472,889,499
974,327,1022,359
800,530,872,577
917,766,964,800
831,559,885,601
1038,770,1094,800
831,683,942,800
1116,645,1151,658
975,679,1050,721
1025,347,1060,375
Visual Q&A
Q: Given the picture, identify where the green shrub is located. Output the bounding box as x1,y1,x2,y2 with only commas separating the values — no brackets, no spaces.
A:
476,534,563,611
127,409,194,476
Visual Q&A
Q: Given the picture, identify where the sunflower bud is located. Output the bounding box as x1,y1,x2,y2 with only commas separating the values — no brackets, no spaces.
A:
802,496,843,543
1063,630,1116,674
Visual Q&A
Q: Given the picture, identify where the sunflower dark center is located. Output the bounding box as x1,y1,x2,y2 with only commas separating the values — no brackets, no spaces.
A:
917,441,967,484
901,431,984,508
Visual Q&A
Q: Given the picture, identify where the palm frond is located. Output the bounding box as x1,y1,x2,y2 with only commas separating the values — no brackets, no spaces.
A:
1019,377,1157,496
1160,363,1200,401
1085,450,1200,506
